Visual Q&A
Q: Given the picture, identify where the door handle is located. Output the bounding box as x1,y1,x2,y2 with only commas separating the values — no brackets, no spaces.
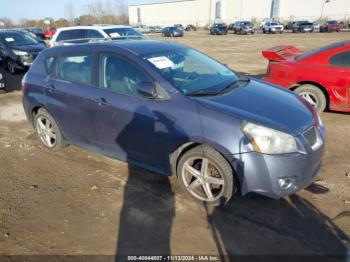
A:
93,97,107,106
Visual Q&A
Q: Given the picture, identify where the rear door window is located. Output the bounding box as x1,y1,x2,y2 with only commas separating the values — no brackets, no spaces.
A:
99,53,152,97
330,51,350,68
56,30,71,41
58,53,94,84
71,30,87,40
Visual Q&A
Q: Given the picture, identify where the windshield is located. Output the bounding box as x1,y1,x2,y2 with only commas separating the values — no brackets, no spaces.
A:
271,22,278,26
143,48,239,94
242,22,251,26
1,32,39,47
104,28,142,37
328,21,337,25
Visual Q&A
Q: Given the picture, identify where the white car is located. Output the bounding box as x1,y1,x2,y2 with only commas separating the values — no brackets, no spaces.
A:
133,25,151,34
49,25,146,47
262,22,284,34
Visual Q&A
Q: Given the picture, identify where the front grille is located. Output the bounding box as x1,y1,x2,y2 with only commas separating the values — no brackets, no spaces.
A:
303,126,317,147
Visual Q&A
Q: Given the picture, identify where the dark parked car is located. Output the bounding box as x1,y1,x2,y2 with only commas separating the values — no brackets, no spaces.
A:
285,21,295,30
233,21,255,34
174,24,184,30
292,21,314,33
0,72,5,92
162,27,183,37
320,20,342,32
22,40,325,205
24,27,45,40
0,30,47,74
185,24,197,31
210,23,228,35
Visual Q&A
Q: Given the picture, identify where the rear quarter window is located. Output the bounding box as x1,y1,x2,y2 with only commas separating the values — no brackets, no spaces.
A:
58,54,94,85
330,51,350,68
45,56,57,75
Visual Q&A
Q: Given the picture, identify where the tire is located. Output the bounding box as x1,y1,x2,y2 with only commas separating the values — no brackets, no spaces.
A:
6,59,17,74
294,84,327,113
262,29,266,34
269,29,272,34
177,145,236,206
34,108,66,150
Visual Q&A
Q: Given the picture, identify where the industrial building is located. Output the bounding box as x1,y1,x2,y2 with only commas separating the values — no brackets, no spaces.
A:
128,0,350,27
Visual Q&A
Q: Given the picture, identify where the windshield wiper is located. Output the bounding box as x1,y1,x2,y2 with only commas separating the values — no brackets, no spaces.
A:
186,77,250,97
218,78,250,94
186,90,220,96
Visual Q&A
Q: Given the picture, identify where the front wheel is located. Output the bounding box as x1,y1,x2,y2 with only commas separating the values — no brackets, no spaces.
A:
177,145,236,206
294,84,327,113
34,108,66,150
6,59,17,74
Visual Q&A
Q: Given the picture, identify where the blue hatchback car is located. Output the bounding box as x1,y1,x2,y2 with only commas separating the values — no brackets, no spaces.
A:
22,40,325,205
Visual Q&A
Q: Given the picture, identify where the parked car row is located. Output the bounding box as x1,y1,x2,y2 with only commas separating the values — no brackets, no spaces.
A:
2,22,349,207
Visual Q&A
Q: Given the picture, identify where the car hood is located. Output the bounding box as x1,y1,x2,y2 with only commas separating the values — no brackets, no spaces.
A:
12,44,47,53
194,79,315,136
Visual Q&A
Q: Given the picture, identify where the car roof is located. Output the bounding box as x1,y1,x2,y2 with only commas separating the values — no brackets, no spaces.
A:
57,25,132,31
48,40,185,56
0,30,26,35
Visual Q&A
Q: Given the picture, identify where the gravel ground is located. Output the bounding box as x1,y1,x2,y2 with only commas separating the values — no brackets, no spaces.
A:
0,30,349,258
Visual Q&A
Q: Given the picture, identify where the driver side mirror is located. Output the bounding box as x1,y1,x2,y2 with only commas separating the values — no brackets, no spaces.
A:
137,82,157,98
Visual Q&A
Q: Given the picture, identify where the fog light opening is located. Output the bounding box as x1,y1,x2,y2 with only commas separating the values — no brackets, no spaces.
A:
278,177,296,191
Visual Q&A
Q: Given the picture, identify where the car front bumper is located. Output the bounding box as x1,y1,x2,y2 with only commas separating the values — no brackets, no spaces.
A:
232,126,325,199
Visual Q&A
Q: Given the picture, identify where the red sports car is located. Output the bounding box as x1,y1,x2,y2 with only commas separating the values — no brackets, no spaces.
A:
43,28,56,39
262,41,350,113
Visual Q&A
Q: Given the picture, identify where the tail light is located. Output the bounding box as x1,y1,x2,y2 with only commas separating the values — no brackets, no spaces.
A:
21,74,28,92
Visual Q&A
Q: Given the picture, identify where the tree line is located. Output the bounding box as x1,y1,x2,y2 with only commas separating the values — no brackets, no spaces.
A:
0,0,129,29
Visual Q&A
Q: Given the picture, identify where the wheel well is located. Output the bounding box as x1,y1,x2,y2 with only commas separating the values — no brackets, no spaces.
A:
291,81,330,109
170,142,242,194
31,106,43,126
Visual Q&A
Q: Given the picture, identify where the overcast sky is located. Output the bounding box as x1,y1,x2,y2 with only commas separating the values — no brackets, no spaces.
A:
0,0,162,22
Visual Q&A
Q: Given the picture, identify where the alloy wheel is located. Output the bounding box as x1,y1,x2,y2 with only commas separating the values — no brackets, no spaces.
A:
7,60,15,74
181,157,225,202
36,116,57,148
299,92,318,108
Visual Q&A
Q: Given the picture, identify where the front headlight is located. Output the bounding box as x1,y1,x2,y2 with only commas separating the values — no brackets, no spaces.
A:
0,73,3,80
12,50,29,56
242,122,298,154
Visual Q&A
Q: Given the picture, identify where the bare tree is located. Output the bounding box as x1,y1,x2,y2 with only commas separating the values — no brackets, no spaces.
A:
65,0,76,26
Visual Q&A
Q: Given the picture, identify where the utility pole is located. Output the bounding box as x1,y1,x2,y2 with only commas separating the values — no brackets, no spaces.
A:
321,0,330,18
240,0,243,19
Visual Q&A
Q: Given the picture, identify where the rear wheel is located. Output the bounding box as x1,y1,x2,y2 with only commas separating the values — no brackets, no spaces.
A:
177,145,235,206
34,108,65,150
295,84,327,113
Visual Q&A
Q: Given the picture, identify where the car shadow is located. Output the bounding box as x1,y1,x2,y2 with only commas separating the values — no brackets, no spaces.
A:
115,106,179,259
205,194,349,260
112,107,349,260
0,67,24,93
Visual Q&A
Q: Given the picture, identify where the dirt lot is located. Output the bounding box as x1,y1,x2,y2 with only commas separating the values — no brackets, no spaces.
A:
0,31,350,258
